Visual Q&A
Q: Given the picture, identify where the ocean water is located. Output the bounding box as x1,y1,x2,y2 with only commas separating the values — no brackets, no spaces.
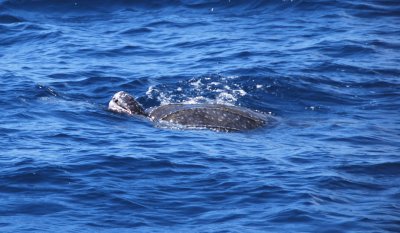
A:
1,0,400,232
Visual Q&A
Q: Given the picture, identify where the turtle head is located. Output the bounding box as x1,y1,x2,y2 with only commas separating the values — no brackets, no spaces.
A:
108,91,145,115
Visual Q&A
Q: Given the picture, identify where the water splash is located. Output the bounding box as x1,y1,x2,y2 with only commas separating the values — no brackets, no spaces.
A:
145,75,248,106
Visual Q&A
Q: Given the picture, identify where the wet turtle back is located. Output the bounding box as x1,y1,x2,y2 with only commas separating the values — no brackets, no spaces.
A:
147,104,268,131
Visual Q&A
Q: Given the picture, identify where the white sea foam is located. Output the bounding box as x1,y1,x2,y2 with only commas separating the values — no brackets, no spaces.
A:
158,92,175,105
189,79,202,88
181,96,210,104
145,75,247,106
216,93,236,105
145,85,158,98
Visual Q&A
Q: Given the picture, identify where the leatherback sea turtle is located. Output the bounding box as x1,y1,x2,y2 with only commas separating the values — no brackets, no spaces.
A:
108,91,270,132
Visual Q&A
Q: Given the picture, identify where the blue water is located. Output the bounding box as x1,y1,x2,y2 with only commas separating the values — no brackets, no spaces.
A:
1,0,400,232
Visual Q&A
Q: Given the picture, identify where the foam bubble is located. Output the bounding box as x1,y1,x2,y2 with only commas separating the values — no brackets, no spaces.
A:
158,92,175,105
145,85,157,98
144,75,248,106
189,79,202,89
216,92,236,105
233,89,247,96
181,96,210,104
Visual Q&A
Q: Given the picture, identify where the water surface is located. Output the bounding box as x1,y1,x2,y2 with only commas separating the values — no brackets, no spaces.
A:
1,0,399,232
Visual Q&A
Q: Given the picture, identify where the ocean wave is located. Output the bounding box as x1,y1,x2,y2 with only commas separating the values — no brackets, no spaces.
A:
0,13,24,23
2,0,397,14
336,161,400,177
